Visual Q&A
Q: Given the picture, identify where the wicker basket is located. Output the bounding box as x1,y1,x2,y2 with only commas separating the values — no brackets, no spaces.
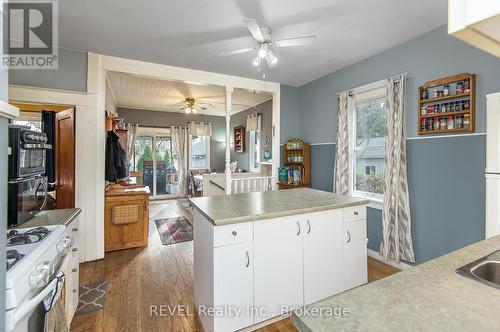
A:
112,205,142,224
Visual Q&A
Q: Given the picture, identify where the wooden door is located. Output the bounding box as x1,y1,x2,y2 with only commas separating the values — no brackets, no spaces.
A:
56,108,75,209
213,242,254,331
253,216,303,323
344,219,368,290
303,210,344,305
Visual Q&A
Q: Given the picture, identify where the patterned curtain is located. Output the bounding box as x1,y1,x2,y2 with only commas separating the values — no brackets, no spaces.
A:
334,91,351,195
171,126,187,197
187,121,213,136
380,75,416,263
127,123,139,163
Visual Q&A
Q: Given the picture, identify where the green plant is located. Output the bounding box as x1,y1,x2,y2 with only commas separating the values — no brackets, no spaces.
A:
137,145,153,171
356,170,384,194
163,149,171,166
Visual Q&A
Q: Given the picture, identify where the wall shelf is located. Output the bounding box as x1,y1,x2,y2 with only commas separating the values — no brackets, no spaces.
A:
418,73,475,135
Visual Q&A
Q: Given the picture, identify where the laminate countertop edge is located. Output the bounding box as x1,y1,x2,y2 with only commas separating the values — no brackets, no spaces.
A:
15,208,82,229
189,189,369,226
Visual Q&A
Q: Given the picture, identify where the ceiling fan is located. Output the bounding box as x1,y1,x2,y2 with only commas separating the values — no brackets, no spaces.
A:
219,18,318,68
168,97,209,114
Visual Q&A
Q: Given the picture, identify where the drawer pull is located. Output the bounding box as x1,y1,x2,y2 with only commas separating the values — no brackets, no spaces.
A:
245,250,250,268
72,268,78,273
347,230,351,243
232,231,237,236
354,211,359,216
72,248,78,252
72,227,78,232
296,221,301,236
306,219,311,234
73,289,78,293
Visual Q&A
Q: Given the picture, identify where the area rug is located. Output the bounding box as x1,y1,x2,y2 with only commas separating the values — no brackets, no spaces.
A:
155,216,193,245
75,280,108,315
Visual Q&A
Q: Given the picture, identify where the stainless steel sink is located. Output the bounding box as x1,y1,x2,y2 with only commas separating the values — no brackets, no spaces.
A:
456,249,500,289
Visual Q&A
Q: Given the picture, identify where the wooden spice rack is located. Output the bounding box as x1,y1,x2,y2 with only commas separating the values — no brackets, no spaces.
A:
278,138,311,190
418,73,475,135
234,126,245,153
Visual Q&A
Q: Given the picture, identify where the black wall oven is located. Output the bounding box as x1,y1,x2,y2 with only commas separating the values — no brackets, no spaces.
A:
8,125,51,179
8,175,48,226
8,125,52,226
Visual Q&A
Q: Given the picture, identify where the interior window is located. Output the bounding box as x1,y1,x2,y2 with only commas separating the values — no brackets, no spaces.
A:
190,135,210,170
352,92,386,200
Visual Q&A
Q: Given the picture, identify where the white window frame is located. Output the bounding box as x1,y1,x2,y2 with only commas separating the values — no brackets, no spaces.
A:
189,135,211,170
350,79,387,208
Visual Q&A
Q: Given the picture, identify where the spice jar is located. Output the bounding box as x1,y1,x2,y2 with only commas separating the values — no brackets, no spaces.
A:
443,85,450,96
421,106,427,115
455,116,463,129
447,116,455,130
456,81,465,94
442,103,447,113
463,114,470,128
432,89,438,98
464,100,470,110
434,118,440,130
440,117,447,130
421,90,428,100
464,79,470,93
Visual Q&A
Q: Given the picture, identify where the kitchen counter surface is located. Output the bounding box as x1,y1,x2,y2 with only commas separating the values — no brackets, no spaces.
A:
189,188,368,226
15,208,81,228
291,235,500,332
105,183,150,196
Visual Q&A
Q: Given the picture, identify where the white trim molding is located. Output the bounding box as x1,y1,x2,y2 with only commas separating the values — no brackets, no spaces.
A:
406,132,486,140
368,249,413,270
0,100,20,119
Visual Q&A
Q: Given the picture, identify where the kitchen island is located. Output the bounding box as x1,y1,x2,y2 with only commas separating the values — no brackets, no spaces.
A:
290,235,500,332
189,188,368,332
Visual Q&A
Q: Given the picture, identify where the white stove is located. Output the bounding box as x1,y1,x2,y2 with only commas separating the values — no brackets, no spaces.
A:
5,225,72,332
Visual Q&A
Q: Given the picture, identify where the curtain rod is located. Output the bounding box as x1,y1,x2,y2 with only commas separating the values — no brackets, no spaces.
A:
337,72,409,97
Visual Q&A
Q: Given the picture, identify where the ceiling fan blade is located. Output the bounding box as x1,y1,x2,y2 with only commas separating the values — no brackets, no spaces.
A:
243,18,265,42
275,35,317,48
218,47,254,56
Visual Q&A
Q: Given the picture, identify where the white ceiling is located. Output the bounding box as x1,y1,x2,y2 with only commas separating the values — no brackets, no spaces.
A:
60,0,447,86
107,71,272,116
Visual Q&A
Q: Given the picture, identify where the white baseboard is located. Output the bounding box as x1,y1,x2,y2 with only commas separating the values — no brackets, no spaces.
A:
238,313,291,332
367,249,412,270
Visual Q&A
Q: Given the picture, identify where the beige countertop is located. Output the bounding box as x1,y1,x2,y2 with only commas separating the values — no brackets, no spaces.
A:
291,235,500,332
12,208,81,229
189,188,368,226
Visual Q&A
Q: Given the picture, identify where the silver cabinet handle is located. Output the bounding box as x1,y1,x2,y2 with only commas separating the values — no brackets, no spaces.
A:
347,230,351,243
354,211,359,216
296,221,301,236
72,268,78,273
72,227,78,232
306,219,311,234
73,289,78,293
72,248,78,252
232,231,237,236
245,251,250,268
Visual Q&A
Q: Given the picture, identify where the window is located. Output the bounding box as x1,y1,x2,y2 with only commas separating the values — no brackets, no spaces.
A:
189,135,210,170
249,130,261,173
352,83,387,201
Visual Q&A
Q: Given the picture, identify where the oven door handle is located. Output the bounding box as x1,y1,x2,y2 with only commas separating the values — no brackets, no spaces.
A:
13,277,59,326
22,143,52,150
35,181,48,210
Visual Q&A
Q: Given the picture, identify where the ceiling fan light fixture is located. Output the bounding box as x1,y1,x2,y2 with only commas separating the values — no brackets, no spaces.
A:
184,107,191,114
267,51,278,65
258,44,268,58
192,108,198,114
253,56,261,66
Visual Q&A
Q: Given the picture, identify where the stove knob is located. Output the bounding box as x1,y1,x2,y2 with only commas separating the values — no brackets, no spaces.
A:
29,261,54,289
56,237,72,256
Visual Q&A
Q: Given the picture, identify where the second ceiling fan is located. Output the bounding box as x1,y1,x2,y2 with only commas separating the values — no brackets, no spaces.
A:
219,18,318,68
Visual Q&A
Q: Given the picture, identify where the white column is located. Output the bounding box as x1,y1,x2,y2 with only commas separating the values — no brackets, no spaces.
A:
271,91,280,190
225,86,233,194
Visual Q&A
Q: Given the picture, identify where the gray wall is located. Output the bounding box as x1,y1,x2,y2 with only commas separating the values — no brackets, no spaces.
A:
299,26,500,142
298,26,498,263
280,85,300,143
118,107,226,171
9,47,88,92
230,100,272,171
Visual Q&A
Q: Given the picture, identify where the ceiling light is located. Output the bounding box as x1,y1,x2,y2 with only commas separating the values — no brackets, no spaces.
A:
192,108,198,114
253,56,261,66
258,44,268,58
184,108,191,114
267,51,278,65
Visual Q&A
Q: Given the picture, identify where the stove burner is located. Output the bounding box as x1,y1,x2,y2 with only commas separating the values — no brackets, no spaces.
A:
7,227,51,247
6,249,25,271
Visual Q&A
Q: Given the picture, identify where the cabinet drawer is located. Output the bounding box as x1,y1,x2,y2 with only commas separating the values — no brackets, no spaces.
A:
343,205,366,223
214,222,253,247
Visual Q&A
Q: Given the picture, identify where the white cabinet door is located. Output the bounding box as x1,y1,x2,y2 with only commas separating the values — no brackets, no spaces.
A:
486,175,500,238
254,217,303,323
213,242,254,332
344,219,367,290
303,210,344,305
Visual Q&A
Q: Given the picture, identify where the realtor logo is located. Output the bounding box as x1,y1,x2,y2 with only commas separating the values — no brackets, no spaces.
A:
2,0,58,69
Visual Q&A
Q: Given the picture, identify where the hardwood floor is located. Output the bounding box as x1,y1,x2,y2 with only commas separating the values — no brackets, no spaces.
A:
71,200,400,332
